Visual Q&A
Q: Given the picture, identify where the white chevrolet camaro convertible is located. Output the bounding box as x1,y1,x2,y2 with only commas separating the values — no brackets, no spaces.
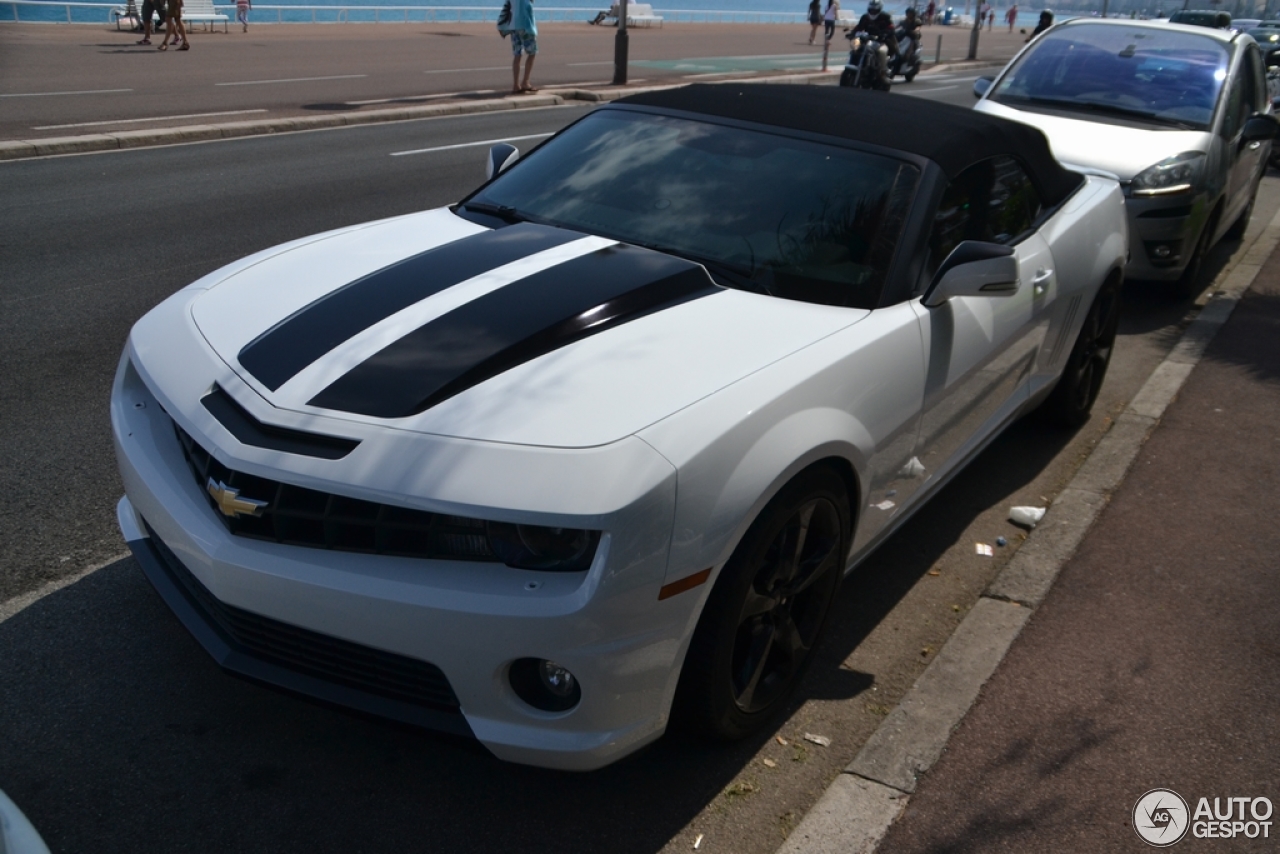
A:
113,85,1127,770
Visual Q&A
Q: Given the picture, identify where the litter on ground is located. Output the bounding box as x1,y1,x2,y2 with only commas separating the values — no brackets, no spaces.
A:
1009,506,1047,528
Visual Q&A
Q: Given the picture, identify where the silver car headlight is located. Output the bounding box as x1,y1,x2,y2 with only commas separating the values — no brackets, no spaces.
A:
1130,152,1205,196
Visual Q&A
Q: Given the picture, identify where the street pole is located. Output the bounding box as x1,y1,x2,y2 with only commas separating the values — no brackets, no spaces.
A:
612,0,629,86
968,6,980,59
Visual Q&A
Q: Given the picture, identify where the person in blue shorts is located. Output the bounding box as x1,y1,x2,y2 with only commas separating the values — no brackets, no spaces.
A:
510,0,538,93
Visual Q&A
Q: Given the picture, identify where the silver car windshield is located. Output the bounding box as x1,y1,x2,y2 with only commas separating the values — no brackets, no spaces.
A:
466,110,920,310
990,24,1230,130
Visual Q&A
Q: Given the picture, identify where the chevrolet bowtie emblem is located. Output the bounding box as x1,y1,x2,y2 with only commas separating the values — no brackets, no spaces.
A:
207,478,269,519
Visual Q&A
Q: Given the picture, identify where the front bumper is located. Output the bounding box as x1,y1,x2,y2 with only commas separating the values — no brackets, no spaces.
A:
1124,190,1208,281
112,339,702,770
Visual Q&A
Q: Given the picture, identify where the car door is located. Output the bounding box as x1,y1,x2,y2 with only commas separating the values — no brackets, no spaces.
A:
911,156,1055,485
1220,45,1269,227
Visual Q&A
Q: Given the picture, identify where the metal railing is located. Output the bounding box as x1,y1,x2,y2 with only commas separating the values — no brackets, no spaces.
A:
2,0,805,24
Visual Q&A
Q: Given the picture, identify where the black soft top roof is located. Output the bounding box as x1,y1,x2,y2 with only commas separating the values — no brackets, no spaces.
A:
615,84,1084,206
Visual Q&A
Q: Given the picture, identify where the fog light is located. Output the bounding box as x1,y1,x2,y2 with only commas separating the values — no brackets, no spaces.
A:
540,660,577,698
1143,238,1183,267
509,657,582,712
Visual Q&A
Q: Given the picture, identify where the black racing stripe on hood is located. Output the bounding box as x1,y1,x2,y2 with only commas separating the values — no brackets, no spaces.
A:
307,243,722,419
237,222,582,391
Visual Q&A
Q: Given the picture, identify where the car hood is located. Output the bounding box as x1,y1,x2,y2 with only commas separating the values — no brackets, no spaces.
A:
974,100,1211,181
190,208,866,449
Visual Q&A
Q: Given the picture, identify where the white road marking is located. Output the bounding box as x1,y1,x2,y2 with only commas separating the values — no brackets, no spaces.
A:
422,66,509,74
390,132,551,157
34,109,268,130
0,552,131,624
216,74,367,87
0,88,132,98
910,84,959,95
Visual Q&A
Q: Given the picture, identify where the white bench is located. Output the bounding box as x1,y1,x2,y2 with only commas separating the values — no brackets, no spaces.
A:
601,3,664,28
182,0,229,32
626,3,663,27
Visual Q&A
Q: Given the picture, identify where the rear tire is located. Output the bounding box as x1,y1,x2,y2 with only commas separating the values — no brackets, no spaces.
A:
674,466,851,741
839,68,856,87
1040,274,1122,428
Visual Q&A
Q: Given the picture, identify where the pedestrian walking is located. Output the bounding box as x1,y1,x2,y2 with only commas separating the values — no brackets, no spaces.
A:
505,0,537,94
987,6,994,28
924,0,935,24
978,0,990,29
158,0,188,49
134,0,162,44
808,0,822,43
823,0,839,41
236,0,251,31
1006,3,1017,30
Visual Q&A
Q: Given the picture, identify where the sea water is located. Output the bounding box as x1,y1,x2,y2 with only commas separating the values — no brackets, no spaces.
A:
4,0,1053,28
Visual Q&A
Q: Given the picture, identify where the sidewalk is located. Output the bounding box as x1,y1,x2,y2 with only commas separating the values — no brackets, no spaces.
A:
782,212,1280,852
876,250,1280,851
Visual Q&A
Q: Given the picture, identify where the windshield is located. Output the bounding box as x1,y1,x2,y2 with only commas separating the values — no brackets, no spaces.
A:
463,110,920,309
990,24,1230,130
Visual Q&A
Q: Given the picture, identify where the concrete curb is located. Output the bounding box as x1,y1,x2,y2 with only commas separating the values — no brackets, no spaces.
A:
777,203,1280,854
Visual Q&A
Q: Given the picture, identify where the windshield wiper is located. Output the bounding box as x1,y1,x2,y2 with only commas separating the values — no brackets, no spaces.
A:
1013,96,1199,130
460,201,527,223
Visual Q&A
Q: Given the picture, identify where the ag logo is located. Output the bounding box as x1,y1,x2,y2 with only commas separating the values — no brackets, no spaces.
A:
1134,788,1190,847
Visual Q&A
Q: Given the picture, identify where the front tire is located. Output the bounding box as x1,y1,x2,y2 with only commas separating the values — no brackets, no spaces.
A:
674,466,851,741
1040,274,1122,427
839,68,856,87
1176,211,1216,299
1224,178,1260,241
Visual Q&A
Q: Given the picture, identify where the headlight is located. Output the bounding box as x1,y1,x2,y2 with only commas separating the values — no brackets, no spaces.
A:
1130,152,1205,196
486,521,600,571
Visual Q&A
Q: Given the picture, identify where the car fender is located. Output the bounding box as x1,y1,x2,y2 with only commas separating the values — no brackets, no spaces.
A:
644,401,871,596
640,407,870,720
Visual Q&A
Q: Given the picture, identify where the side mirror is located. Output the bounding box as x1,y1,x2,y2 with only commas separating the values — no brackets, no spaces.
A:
486,143,520,180
1241,113,1280,143
973,76,994,99
923,241,1018,307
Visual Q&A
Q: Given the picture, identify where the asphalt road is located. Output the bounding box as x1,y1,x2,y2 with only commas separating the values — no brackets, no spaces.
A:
0,22,1032,142
2,87,1277,854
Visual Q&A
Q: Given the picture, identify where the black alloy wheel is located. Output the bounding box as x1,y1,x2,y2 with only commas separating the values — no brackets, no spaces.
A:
675,466,850,740
1041,274,1122,428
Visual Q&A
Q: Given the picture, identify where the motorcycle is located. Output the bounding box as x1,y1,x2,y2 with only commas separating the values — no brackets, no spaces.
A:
890,25,922,82
839,30,892,92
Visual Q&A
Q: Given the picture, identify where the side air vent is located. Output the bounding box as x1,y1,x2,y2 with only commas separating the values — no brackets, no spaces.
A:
1046,293,1083,369
202,386,359,460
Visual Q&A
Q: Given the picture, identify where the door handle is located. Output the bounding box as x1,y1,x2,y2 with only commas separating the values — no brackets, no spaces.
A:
1032,268,1053,297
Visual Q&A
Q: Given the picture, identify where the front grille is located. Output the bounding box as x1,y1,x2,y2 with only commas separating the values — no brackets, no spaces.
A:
147,523,461,712
174,424,499,562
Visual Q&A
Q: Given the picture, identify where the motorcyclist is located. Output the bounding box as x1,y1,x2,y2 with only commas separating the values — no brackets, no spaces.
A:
897,7,922,64
1026,8,1053,42
849,0,899,83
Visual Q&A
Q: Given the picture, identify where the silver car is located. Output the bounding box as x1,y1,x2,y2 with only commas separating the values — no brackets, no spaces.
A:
974,19,1278,294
